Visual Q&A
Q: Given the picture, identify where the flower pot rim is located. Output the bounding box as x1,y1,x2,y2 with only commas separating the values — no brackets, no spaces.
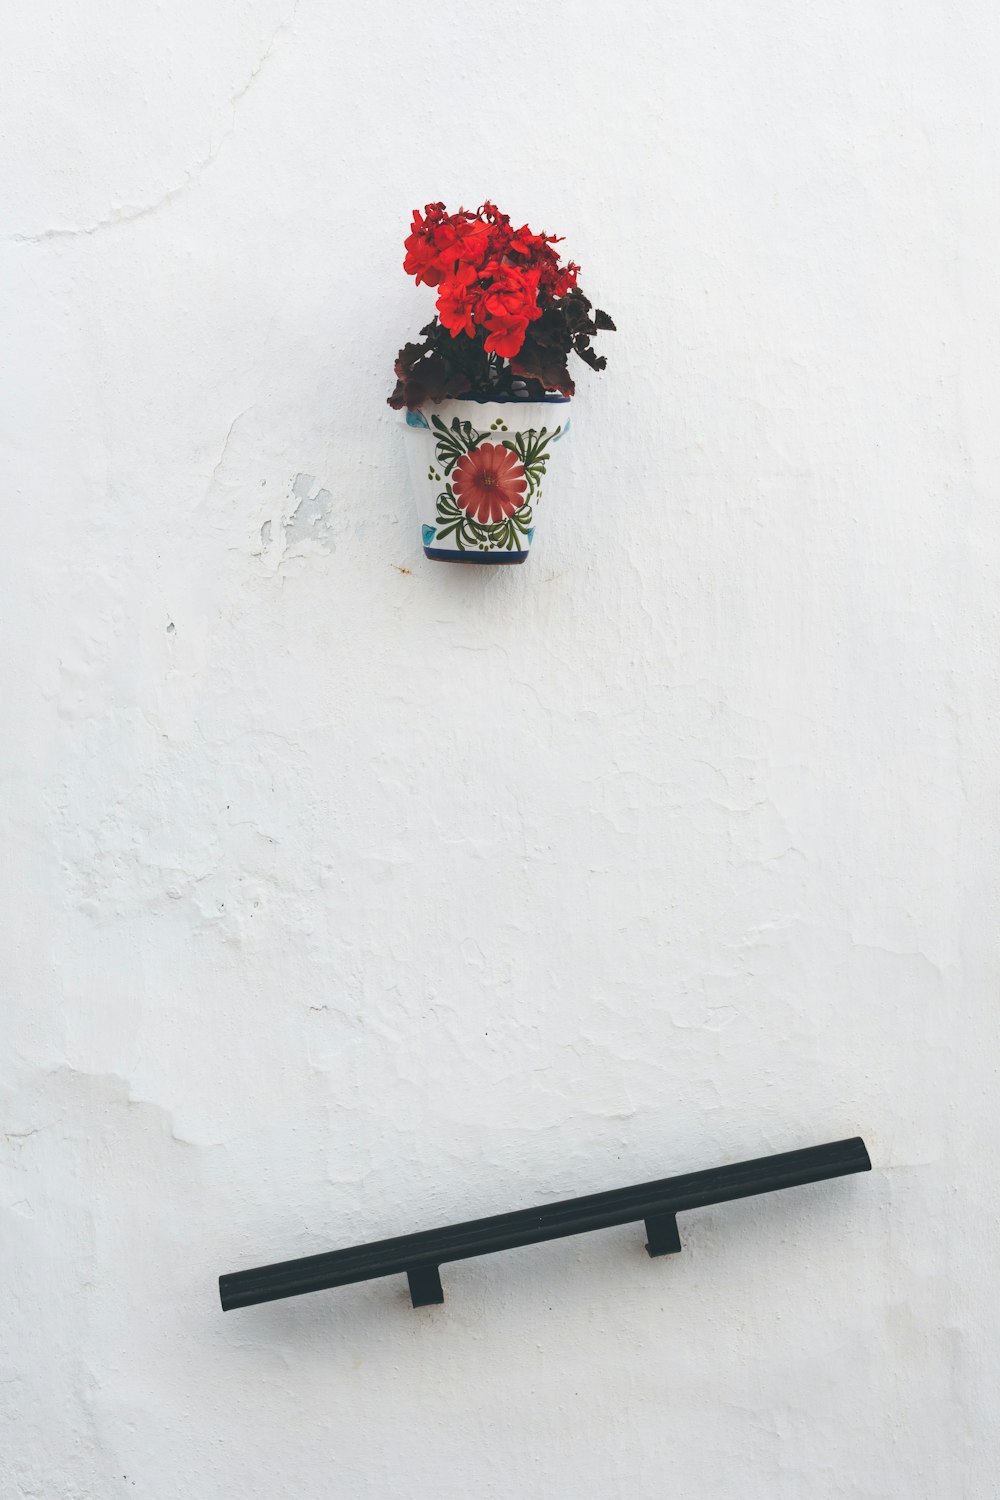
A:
440,392,571,406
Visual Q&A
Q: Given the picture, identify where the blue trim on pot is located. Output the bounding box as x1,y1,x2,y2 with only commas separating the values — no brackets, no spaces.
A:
424,548,529,565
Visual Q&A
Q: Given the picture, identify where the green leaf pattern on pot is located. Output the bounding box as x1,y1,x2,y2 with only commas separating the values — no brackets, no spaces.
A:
429,414,561,553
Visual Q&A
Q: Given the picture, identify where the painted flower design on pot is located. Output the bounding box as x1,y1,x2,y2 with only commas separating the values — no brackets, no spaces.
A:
451,442,528,524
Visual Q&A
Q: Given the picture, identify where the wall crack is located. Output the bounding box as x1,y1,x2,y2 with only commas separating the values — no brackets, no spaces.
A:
7,0,299,246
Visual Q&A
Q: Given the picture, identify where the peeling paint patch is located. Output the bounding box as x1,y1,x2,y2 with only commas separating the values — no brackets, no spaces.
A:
283,473,335,553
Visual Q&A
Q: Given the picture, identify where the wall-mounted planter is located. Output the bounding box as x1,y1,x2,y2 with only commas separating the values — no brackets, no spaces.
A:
402,395,570,564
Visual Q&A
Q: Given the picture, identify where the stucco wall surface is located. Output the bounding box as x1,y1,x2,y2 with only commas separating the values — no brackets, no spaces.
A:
3,2,999,1496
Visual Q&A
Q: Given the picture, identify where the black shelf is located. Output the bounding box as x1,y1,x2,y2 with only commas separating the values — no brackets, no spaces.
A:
219,1136,870,1311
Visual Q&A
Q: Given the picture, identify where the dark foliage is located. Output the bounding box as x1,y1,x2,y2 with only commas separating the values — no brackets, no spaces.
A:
388,294,615,409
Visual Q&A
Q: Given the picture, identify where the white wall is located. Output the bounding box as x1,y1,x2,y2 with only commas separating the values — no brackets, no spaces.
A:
3,2,999,1495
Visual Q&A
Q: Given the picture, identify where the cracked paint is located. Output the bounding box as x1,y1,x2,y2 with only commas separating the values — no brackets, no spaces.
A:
6,3,300,245
283,472,336,551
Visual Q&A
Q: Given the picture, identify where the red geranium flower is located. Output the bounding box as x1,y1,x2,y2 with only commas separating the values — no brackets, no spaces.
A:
452,443,528,524
482,311,531,358
403,207,490,287
402,209,449,286
435,263,481,338
480,262,541,355
388,201,614,410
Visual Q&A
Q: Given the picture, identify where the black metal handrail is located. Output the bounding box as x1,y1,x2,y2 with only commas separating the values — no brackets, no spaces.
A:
219,1136,870,1311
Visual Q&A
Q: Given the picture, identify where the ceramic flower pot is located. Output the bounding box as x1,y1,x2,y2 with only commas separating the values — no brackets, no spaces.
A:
401,395,570,564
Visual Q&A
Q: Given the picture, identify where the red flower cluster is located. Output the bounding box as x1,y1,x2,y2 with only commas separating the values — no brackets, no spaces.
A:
403,202,581,360
388,200,613,409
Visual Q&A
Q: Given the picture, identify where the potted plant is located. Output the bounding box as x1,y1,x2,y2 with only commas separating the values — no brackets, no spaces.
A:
389,201,614,564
